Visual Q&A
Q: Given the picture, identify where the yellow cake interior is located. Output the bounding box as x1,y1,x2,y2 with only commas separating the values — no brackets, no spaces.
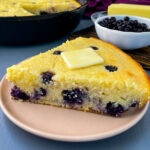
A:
6,37,150,116
0,0,81,16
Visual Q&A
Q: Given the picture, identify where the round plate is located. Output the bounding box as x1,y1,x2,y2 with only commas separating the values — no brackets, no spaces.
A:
0,76,149,142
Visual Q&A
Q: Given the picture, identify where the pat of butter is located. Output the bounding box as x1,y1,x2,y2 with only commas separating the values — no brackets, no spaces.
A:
108,4,150,19
61,48,104,69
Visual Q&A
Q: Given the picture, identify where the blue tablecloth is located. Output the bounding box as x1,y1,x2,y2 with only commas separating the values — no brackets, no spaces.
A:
0,19,150,150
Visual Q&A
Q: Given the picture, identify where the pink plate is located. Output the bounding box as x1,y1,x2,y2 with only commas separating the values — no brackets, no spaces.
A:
0,76,149,142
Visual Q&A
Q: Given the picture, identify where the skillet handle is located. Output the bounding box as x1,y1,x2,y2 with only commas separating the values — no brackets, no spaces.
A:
91,11,107,23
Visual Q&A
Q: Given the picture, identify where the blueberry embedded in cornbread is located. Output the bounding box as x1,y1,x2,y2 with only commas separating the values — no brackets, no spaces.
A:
6,37,150,117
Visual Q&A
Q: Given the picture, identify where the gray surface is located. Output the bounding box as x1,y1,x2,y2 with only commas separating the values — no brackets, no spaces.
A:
0,19,150,150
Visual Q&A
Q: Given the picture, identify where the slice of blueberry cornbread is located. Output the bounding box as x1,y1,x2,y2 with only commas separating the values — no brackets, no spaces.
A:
6,37,150,117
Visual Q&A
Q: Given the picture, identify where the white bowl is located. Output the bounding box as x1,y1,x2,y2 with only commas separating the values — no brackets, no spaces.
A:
91,12,150,50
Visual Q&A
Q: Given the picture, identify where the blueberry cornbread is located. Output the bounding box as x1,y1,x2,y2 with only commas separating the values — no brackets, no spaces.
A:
0,0,33,17
0,0,81,17
6,37,150,117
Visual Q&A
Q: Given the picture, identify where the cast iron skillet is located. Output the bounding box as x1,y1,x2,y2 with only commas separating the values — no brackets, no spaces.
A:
0,0,88,45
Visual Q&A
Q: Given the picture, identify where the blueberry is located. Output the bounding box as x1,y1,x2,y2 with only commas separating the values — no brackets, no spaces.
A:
62,88,86,105
40,11,49,15
90,46,99,50
11,86,30,100
118,26,124,31
39,88,47,96
124,16,130,21
133,20,138,25
105,65,118,72
53,50,62,55
41,71,54,84
106,102,124,117
130,20,135,25
110,17,116,22
33,88,47,100
104,18,109,22
99,21,104,26
141,23,147,29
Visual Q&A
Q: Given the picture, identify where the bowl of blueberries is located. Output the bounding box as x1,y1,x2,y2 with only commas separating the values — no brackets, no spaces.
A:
91,12,150,50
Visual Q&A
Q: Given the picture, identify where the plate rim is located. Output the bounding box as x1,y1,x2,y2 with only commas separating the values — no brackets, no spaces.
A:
0,76,149,142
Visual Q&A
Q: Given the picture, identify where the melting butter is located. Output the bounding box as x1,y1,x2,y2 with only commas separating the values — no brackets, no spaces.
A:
61,48,104,69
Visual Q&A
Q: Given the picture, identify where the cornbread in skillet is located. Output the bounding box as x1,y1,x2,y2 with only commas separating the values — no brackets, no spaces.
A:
0,0,81,16
6,37,150,117
0,0,34,16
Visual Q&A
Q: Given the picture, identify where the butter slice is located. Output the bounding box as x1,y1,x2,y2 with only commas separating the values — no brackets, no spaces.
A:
61,48,104,69
108,4,150,19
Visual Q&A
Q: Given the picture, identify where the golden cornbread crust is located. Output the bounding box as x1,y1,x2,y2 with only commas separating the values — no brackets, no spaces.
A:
92,37,150,106
0,0,81,17
7,37,150,116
